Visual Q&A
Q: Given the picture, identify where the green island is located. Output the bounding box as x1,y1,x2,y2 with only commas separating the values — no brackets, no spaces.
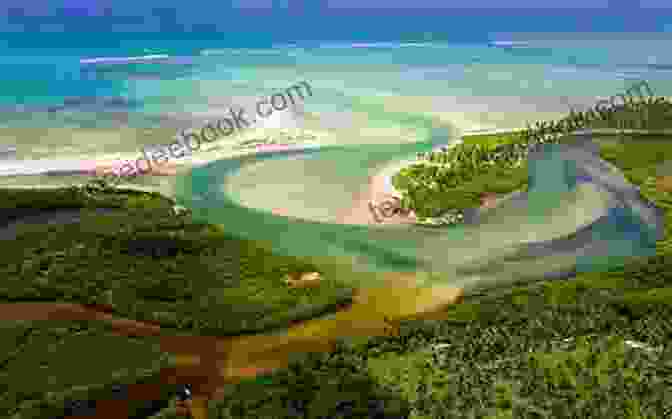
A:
2,98,672,418
392,97,672,223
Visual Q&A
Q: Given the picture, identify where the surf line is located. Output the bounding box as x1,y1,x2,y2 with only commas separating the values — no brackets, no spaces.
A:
97,81,313,185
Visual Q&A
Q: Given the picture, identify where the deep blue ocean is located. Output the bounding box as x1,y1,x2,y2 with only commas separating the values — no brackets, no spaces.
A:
2,8,672,185
2,7,672,107
0,5,667,294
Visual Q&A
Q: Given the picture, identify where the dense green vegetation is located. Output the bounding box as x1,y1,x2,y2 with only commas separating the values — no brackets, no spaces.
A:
0,185,358,418
588,96,672,131
0,320,176,419
0,182,172,224
393,150,529,218
202,135,672,419
0,187,355,336
194,102,672,417
393,97,672,221
2,98,672,418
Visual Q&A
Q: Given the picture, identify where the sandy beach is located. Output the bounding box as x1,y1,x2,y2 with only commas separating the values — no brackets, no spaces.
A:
0,91,643,226
3,24,672,419
336,158,420,226
335,137,471,226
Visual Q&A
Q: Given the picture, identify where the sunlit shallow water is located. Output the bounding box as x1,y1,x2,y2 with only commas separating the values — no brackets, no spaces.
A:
175,139,662,295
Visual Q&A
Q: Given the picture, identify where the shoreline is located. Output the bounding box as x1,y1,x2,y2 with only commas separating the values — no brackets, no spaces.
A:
336,158,420,225
3,120,667,418
342,125,640,227
0,140,324,191
337,136,470,226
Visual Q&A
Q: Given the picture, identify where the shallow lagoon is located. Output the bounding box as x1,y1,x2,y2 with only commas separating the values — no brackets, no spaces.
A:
175,138,662,295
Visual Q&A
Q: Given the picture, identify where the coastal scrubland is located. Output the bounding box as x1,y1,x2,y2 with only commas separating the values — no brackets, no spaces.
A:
0,187,356,418
1,99,672,418
392,96,672,223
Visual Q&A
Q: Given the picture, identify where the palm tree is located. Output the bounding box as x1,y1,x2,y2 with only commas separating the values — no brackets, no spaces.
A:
516,130,527,144
570,109,588,130
470,144,480,165
524,122,534,143
455,146,467,167
533,121,547,140
627,98,641,114
478,144,489,165
569,100,594,127
472,146,484,170
459,147,471,171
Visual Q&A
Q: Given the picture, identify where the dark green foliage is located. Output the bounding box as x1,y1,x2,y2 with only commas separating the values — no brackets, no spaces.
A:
211,253,672,418
0,188,355,336
3,111,672,418
1,186,361,418
392,159,528,218
209,341,411,419
0,185,176,227
393,96,672,219
0,320,173,419
354,259,672,419
588,96,672,130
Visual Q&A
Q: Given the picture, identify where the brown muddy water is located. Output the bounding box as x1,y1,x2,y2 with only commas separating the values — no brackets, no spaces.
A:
0,278,465,419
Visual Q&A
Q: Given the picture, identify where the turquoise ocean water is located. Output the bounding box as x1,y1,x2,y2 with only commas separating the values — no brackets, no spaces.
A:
1,30,669,288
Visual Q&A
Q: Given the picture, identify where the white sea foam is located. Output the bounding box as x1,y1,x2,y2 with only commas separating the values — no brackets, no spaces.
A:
79,54,170,65
200,49,283,56
316,41,449,50
0,158,98,176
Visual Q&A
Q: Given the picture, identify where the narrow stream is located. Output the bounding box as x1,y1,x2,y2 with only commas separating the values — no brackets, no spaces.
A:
1,135,663,418
168,134,663,416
